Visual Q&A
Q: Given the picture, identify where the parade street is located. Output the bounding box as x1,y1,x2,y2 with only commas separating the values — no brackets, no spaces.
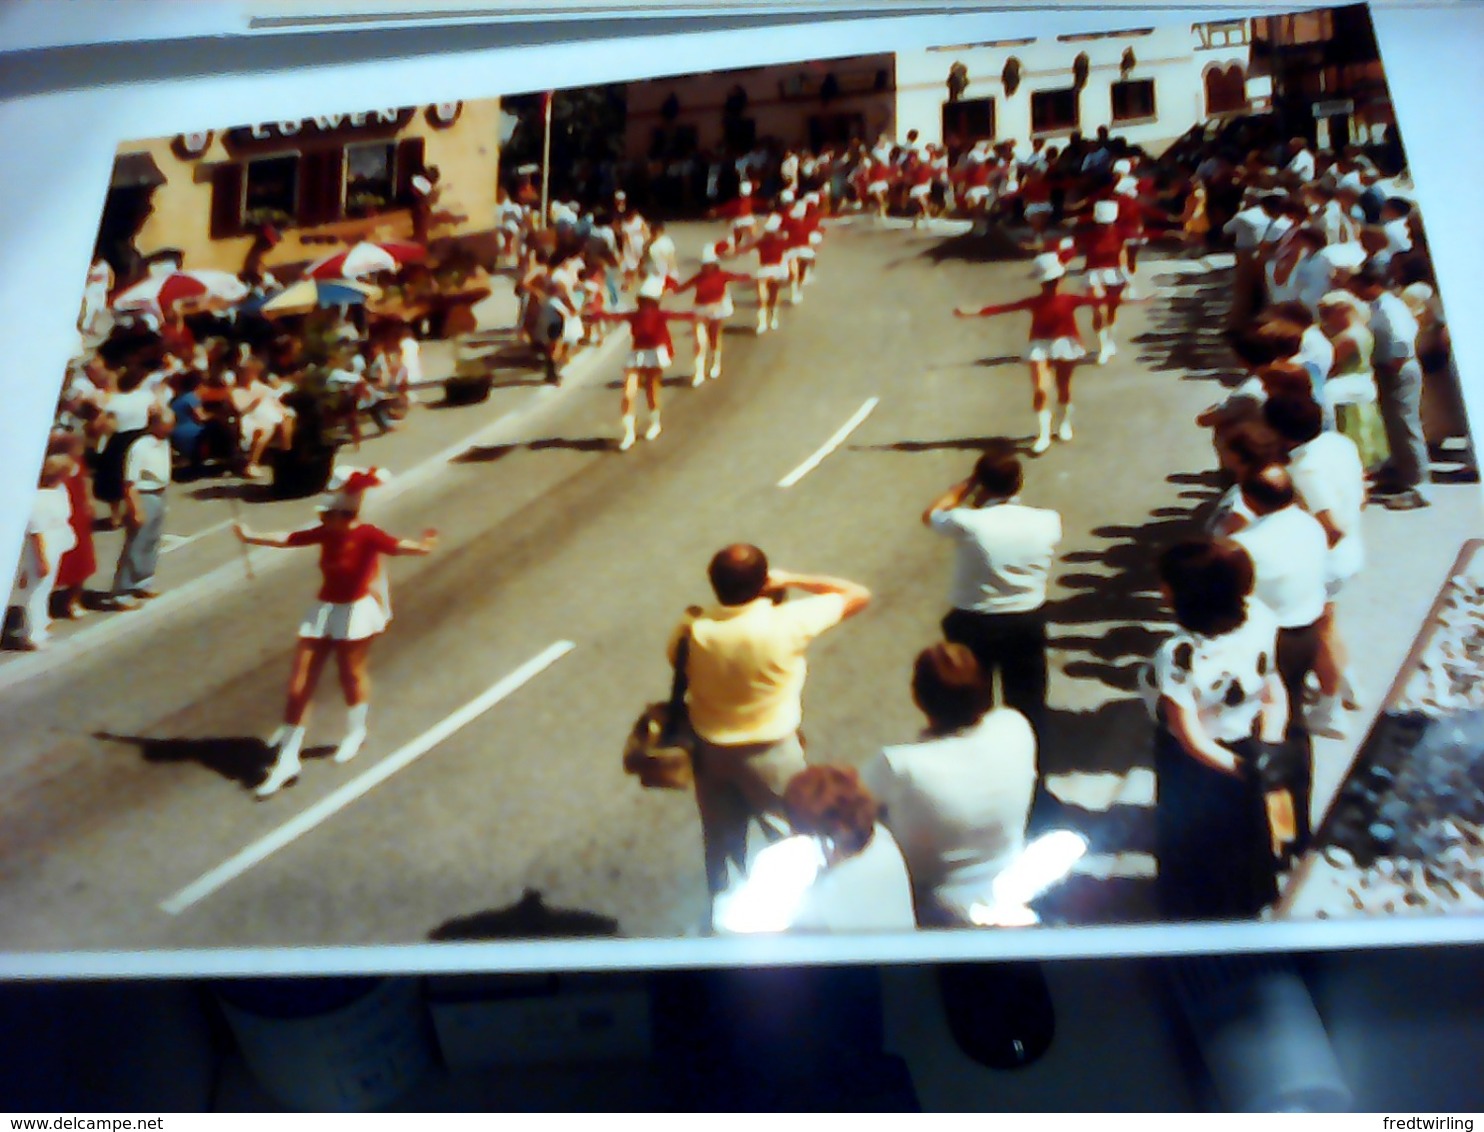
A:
0,220,1477,954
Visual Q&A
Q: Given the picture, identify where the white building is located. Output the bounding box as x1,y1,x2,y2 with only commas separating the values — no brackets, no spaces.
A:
895,20,1271,156
625,55,896,162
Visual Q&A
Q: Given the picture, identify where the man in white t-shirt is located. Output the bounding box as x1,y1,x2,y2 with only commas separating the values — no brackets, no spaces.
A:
1231,463,1330,854
1225,193,1284,328
1283,138,1316,185
1264,394,1366,738
108,405,175,610
1351,264,1428,507
924,450,1061,742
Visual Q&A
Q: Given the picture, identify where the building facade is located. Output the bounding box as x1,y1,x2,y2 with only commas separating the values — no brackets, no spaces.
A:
1250,5,1395,154
623,54,897,161
895,21,1268,156
100,99,503,284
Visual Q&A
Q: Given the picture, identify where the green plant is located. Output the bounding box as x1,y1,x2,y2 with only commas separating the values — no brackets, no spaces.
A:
244,206,294,229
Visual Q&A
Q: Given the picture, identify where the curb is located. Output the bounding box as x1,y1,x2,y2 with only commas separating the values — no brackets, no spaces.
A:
0,327,631,695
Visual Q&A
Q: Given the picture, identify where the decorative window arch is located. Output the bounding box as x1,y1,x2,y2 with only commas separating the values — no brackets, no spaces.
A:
1203,62,1248,116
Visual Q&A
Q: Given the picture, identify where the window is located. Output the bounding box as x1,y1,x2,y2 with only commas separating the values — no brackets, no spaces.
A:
346,143,395,215
648,125,699,160
1057,28,1154,42
1195,19,1250,49
1030,87,1079,134
942,97,995,153
1111,79,1156,122
723,116,757,154
808,112,866,151
243,155,299,227
1204,64,1249,116
929,37,1034,52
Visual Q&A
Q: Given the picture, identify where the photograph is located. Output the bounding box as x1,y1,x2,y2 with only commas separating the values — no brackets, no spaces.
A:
0,2,1481,969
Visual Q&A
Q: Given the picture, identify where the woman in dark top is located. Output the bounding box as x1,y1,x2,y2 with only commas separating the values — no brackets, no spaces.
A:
168,371,220,477
1140,539,1288,920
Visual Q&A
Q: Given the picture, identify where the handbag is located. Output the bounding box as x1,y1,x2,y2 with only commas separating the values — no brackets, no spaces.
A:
622,630,695,790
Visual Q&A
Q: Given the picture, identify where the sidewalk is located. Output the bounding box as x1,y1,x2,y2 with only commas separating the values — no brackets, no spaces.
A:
2,270,628,680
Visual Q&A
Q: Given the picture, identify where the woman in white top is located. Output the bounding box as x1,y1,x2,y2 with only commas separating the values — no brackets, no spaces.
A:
712,765,916,935
862,643,1037,927
535,256,586,384
7,453,78,650
231,357,294,479
1140,540,1287,920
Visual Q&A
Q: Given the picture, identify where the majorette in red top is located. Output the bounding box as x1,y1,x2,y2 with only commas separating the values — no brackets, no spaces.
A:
677,268,752,304
967,292,1098,342
1077,221,1128,270
749,232,790,266
286,523,401,604
599,304,693,350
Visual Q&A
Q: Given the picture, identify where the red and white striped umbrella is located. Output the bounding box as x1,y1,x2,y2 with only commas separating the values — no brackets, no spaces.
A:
111,269,248,315
306,240,426,280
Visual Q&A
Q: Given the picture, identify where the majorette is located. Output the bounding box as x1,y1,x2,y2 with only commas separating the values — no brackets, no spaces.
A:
233,466,438,799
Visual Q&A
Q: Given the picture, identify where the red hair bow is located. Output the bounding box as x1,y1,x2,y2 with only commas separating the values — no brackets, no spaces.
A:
340,467,384,494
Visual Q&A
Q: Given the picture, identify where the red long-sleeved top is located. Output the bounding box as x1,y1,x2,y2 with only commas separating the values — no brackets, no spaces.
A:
598,305,694,350
675,267,752,304
743,232,790,266
1077,222,1128,270
784,215,812,249
965,291,1096,341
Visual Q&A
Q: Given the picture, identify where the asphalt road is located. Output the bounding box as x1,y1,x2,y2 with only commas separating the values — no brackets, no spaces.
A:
1,219,1476,954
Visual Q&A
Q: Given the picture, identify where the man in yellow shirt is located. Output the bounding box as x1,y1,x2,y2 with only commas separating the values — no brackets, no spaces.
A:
670,544,871,900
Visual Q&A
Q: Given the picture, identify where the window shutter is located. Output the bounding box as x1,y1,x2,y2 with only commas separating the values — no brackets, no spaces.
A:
209,163,245,239
394,137,426,203
298,149,344,227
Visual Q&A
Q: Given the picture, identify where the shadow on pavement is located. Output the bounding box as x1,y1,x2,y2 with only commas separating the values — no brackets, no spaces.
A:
602,376,694,390
454,436,615,463
187,482,273,504
915,226,1031,266
1046,504,1221,695
851,434,1029,456
1131,266,1241,384
1037,698,1161,783
920,354,1021,372
93,731,335,790
429,888,620,941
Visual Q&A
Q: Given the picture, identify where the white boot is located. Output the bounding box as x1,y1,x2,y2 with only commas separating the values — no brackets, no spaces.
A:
1056,403,1075,442
256,726,305,798
770,309,780,331
644,412,662,441
1306,693,1348,739
709,355,722,380
789,280,801,306
334,702,369,764
265,723,289,750
1096,328,1113,365
756,310,769,336
619,414,636,451
692,353,706,387
1032,410,1052,455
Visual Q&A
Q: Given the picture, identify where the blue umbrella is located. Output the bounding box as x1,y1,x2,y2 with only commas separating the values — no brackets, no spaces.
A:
248,278,379,318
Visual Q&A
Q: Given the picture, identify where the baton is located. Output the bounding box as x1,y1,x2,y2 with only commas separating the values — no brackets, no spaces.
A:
227,496,256,582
